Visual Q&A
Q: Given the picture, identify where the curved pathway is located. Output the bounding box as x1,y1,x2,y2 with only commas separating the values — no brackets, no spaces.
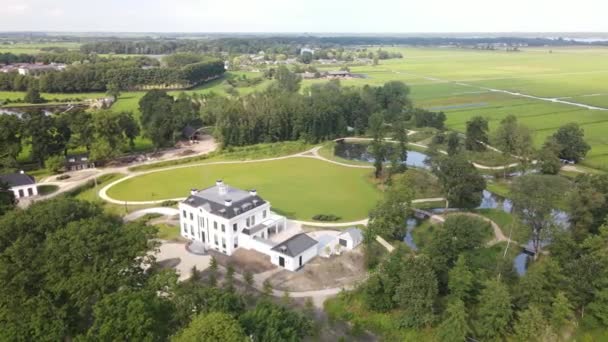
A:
123,207,180,222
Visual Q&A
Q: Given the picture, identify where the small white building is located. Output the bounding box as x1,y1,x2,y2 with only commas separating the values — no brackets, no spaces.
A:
0,171,38,199
269,233,318,271
338,227,363,250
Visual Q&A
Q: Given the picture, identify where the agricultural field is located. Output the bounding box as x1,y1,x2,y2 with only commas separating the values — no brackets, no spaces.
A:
3,46,608,170
0,42,81,54
106,157,381,221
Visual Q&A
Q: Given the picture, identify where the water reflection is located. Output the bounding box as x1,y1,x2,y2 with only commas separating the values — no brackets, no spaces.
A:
334,142,430,169
403,218,419,251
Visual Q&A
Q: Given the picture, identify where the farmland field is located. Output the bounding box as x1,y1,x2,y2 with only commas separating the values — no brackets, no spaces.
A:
2,46,608,170
106,157,381,221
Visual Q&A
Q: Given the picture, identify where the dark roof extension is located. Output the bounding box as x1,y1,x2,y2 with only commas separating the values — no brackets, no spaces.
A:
182,183,266,219
271,233,318,257
0,173,35,187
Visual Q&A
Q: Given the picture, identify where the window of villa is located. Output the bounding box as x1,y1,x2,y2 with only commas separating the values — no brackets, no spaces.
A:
233,223,237,232
246,217,250,227
214,235,218,245
234,237,238,248
221,224,225,232
222,237,226,248
190,213,193,220
190,225,194,235
263,210,267,218
182,223,187,234
214,221,218,229
251,216,256,226
182,210,186,218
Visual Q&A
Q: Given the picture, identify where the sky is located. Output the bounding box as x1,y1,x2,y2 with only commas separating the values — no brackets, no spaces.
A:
1,0,608,33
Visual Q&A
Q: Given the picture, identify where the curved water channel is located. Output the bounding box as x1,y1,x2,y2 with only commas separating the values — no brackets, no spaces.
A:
334,141,570,276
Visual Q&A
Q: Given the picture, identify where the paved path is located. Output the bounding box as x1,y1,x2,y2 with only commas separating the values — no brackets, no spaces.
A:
123,207,180,222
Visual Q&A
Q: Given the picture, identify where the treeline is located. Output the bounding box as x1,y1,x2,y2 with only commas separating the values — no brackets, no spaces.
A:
0,51,101,65
78,36,593,55
0,58,224,93
0,198,313,341
207,71,414,147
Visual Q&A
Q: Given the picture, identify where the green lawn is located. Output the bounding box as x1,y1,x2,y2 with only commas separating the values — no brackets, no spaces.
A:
107,157,381,221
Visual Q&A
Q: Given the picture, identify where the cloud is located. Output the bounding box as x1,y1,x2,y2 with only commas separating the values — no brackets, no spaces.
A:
1,3,30,15
48,8,65,17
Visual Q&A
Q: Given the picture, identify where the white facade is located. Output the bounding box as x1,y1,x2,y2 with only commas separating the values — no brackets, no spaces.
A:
269,244,318,272
338,228,363,250
178,182,286,256
11,184,38,199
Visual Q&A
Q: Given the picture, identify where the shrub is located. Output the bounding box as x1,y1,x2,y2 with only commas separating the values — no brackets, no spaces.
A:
160,200,178,207
312,214,341,221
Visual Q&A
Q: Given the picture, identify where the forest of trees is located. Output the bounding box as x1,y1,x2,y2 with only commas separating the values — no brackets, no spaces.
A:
0,198,313,341
0,57,224,93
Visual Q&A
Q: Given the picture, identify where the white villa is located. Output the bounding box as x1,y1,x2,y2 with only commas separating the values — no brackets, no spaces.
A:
0,171,38,199
179,180,321,271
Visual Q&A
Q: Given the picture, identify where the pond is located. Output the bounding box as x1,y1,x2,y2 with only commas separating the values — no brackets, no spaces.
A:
0,108,53,117
334,141,430,169
403,189,570,276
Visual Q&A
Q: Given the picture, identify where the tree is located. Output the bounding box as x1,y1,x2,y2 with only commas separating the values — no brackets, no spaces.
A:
550,292,573,329
239,300,312,341
24,111,65,167
474,278,513,340
493,115,534,167
510,174,569,256
0,115,22,171
173,312,248,342
551,123,590,162
433,155,486,209
394,255,438,328
273,66,301,93
66,110,93,151
390,119,408,174
588,288,608,327
24,84,45,104
448,255,474,303
446,131,461,156
367,175,415,240
0,198,156,341
368,112,386,178
513,305,549,342
537,143,562,175
139,90,177,149
262,279,273,297
106,82,121,99
224,264,235,290
513,259,565,312
436,299,469,342
0,181,16,216
45,154,65,174
244,271,254,289
567,174,608,240
86,290,173,341
465,116,489,151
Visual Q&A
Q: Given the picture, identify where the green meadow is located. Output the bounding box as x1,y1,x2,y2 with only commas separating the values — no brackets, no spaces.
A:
3,46,608,170
106,157,381,221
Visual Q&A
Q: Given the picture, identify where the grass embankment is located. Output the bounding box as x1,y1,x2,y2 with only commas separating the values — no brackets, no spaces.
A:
108,157,381,222
129,141,313,172
65,173,152,216
37,184,59,196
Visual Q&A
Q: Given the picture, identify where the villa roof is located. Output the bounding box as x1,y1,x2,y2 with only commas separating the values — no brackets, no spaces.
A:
271,233,318,257
182,183,266,219
0,173,35,187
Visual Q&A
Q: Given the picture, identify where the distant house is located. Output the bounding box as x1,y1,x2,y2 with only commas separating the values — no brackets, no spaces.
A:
182,125,203,141
300,48,315,55
0,171,38,199
325,70,351,78
338,228,363,250
65,153,95,171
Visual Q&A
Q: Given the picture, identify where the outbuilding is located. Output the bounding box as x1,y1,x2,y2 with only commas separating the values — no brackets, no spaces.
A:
337,227,363,250
270,233,318,271
0,171,38,199
65,153,95,171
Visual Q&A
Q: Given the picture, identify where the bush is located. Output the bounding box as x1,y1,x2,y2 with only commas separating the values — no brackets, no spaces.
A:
45,155,65,174
312,214,341,221
160,200,178,207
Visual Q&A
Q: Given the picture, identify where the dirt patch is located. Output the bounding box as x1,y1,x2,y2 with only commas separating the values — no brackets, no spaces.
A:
208,248,276,275
268,247,366,292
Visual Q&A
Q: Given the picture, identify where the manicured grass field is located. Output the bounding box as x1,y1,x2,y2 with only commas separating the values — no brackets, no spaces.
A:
107,157,381,221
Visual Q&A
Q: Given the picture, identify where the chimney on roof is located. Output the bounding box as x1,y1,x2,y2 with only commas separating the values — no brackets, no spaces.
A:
217,180,226,195
190,189,197,195
224,199,232,207
249,189,257,196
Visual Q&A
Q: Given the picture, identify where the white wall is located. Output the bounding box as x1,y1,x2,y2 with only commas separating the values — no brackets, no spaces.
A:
12,185,37,199
270,244,318,272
